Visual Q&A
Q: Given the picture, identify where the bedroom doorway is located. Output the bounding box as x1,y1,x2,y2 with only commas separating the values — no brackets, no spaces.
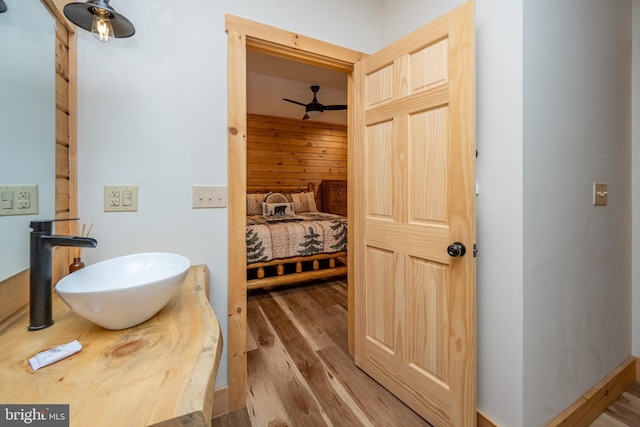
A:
226,14,363,412
227,3,476,424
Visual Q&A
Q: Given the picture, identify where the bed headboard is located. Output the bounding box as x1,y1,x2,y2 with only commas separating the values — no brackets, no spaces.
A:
246,182,323,213
246,182,316,195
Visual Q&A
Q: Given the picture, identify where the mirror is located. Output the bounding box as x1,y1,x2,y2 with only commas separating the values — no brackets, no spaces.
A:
0,0,56,281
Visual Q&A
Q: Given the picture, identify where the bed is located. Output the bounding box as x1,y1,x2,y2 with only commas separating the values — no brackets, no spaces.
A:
245,183,347,290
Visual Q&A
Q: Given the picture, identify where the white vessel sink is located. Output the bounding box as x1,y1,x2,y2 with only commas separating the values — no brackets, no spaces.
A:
56,252,190,330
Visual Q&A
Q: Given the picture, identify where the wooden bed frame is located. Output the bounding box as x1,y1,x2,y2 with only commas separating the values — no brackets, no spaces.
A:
245,183,348,290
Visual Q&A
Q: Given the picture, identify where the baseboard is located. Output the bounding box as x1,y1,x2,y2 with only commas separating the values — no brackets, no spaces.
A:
478,409,499,427
212,385,230,419
545,356,637,426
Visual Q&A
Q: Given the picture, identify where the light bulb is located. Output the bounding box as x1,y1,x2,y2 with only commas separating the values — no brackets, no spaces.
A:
91,9,114,43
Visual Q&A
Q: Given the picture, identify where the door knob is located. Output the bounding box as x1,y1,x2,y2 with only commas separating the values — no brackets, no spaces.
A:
447,242,466,257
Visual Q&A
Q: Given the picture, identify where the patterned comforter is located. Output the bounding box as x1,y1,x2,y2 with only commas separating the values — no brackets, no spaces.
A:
246,212,347,264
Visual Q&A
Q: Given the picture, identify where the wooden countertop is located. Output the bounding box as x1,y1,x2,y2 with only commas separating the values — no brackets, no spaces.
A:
0,265,222,427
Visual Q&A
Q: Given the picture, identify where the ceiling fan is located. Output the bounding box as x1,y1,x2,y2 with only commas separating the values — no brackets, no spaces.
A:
282,85,347,120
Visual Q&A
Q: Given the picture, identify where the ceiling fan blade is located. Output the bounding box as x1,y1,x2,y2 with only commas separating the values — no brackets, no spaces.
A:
283,98,307,107
323,105,348,110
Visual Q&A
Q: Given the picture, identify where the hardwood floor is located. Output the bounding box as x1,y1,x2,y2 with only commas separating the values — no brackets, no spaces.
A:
212,277,640,427
591,382,640,426
213,277,431,427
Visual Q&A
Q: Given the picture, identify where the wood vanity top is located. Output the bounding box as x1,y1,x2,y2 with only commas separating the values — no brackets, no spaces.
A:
0,265,222,427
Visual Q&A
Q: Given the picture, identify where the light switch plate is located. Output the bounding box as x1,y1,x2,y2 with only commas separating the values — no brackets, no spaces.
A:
193,185,227,208
0,185,38,216
593,182,608,206
104,185,138,212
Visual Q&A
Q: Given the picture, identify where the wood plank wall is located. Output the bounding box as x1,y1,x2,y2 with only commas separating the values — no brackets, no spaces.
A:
52,12,75,283
247,114,347,209
55,24,71,219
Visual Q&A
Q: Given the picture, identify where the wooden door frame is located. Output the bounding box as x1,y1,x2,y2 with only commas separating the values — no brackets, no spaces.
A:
225,14,366,410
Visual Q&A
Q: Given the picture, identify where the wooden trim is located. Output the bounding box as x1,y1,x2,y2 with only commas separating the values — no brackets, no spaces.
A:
226,15,362,411
227,28,249,411
546,356,637,426
477,410,499,427
53,16,77,283
346,71,355,357
212,385,230,419
44,0,77,32
225,15,366,73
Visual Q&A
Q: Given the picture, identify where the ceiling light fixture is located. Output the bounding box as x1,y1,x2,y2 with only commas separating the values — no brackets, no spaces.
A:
63,0,134,43
0,0,7,13
305,107,323,119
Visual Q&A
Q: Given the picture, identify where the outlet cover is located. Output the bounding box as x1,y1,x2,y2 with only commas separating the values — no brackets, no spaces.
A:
0,185,38,216
193,185,227,208
593,182,608,206
104,185,138,212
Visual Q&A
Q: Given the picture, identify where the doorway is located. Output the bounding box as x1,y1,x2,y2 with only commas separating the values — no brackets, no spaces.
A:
226,14,365,411
226,4,477,423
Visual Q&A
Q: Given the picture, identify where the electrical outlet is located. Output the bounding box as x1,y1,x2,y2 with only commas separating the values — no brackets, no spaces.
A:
104,185,138,212
192,185,227,208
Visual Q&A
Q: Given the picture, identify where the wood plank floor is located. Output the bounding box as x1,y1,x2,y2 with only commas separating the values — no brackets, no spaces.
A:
213,277,431,427
212,277,640,427
591,382,640,426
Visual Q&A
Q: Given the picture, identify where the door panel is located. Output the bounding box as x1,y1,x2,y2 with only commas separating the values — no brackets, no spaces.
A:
353,2,475,426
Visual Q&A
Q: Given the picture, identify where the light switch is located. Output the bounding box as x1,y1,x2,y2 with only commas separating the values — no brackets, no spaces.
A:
1,191,13,209
192,185,227,208
593,182,608,206
0,185,38,216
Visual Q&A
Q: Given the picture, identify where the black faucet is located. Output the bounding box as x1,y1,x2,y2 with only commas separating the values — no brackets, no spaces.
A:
29,220,98,331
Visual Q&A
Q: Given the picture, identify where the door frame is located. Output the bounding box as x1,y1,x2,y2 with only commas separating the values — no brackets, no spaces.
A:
225,14,366,410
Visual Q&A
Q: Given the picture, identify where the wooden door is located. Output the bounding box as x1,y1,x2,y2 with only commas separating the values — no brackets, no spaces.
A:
352,2,476,426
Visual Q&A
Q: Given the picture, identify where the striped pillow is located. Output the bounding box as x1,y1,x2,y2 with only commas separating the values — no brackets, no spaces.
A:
291,191,317,213
246,193,264,216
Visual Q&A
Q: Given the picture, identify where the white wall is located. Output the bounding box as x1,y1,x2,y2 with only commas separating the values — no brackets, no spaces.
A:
76,0,382,388
523,1,632,425
381,1,525,425
632,0,640,358
76,0,634,423
0,0,55,280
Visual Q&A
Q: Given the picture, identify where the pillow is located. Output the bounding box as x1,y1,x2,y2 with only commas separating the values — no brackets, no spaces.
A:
262,202,295,217
246,193,264,216
264,192,288,204
291,191,318,213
